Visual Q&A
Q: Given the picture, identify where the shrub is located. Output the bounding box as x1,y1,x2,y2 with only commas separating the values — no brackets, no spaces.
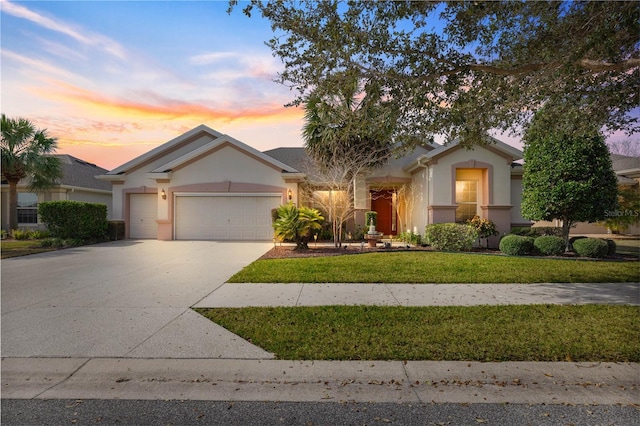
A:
534,236,565,256
499,235,535,256
569,236,587,250
365,211,378,228
603,239,617,256
107,220,126,241
398,231,422,245
28,229,50,239
572,238,609,258
38,201,108,240
273,203,324,249
424,223,478,251
511,226,563,237
11,228,30,240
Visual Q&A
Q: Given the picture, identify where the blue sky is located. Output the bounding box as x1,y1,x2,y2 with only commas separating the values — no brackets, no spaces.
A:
2,0,304,169
1,1,634,170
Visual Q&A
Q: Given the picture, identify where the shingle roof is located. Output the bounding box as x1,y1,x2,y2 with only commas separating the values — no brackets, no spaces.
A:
54,155,112,191
611,154,640,172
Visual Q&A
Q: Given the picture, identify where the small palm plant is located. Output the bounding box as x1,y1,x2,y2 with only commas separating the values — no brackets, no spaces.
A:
273,203,324,249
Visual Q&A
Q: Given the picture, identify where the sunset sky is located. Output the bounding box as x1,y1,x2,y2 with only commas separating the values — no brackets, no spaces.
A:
1,1,634,171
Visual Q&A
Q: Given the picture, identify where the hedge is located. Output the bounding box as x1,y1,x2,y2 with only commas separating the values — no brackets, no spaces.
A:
424,223,478,251
38,200,108,240
572,238,610,258
499,235,535,256
533,236,565,256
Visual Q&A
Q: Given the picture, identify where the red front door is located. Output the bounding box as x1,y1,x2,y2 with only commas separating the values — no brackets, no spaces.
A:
370,190,397,235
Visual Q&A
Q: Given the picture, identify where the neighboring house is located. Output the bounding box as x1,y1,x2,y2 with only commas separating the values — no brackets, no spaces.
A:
1,155,112,231
533,153,640,236
99,125,527,246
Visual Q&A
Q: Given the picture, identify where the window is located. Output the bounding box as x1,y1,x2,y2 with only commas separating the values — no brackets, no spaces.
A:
455,180,477,223
17,193,38,224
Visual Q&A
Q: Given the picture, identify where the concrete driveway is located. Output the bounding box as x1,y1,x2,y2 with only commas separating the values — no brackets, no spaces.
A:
1,240,274,359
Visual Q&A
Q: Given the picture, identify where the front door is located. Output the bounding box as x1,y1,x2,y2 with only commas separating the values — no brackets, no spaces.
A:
370,190,397,235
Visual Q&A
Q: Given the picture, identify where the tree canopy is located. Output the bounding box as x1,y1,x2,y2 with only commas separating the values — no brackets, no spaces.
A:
1,114,62,230
232,0,639,148
521,120,618,249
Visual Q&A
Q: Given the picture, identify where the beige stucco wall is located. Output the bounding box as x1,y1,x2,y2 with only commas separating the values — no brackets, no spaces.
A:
429,146,513,206
510,177,530,226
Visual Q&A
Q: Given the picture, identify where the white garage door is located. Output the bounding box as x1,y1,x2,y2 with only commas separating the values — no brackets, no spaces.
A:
175,195,280,240
129,194,158,239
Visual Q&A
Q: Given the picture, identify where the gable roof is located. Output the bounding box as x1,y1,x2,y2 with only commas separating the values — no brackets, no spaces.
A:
105,124,225,175
403,136,523,173
104,125,298,178
149,133,299,174
1,154,111,192
56,155,112,191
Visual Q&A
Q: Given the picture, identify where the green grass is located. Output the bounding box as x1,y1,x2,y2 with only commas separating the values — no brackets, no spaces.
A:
0,240,55,259
616,239,640,257
195,305,639,362
228,251,639,283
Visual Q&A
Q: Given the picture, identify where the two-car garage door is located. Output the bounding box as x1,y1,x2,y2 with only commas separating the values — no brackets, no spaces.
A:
174,195,280,240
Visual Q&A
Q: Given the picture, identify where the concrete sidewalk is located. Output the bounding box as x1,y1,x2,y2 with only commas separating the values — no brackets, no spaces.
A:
195,282,640,307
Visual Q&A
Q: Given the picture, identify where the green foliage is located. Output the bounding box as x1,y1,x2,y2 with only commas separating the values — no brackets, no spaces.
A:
365,211,377,228
11,229,30,240
107,220,125,241
522,127,619,249
38,200,108,240
533,236,566,256
511,227,563,237
398,231,422,246
467,216,498,239
273,203,324,249
1,114,62,230
233,2,639,147
424,223,477,252
572,238,609,258
602,188,640,233
303,83,396,168
499,235,535,256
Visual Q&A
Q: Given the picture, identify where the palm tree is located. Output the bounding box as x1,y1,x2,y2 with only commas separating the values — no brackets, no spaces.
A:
273,203,324,249
1,114,62,231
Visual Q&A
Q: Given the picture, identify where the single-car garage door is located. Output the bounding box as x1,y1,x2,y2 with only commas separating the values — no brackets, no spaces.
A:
175,194,280,240
129,193,158,239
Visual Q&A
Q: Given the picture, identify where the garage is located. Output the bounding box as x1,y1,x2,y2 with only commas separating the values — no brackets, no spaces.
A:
174,194,280,240
129,193,158,239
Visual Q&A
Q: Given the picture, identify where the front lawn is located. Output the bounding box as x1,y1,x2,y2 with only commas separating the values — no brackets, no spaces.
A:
228,251,639,283
195,305,639,362
0,240,56,259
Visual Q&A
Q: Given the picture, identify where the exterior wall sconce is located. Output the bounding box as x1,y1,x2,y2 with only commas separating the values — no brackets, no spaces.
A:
287,188,293,201
160,189,167,200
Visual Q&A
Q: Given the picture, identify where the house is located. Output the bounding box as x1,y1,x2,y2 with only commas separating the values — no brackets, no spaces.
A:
98,125,527,245
1,155,112,231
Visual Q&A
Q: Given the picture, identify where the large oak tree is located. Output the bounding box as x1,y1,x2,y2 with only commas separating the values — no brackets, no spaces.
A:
231,0,639,148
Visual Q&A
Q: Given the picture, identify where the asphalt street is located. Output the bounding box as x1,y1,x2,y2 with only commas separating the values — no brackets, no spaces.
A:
3,399,639,426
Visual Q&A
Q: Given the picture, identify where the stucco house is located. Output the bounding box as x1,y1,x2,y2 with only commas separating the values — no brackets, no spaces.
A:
1,154,112,232
98,125,528,244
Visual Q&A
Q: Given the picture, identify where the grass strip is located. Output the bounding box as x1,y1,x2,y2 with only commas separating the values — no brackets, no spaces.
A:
195,305,639,362
228,252,639,283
